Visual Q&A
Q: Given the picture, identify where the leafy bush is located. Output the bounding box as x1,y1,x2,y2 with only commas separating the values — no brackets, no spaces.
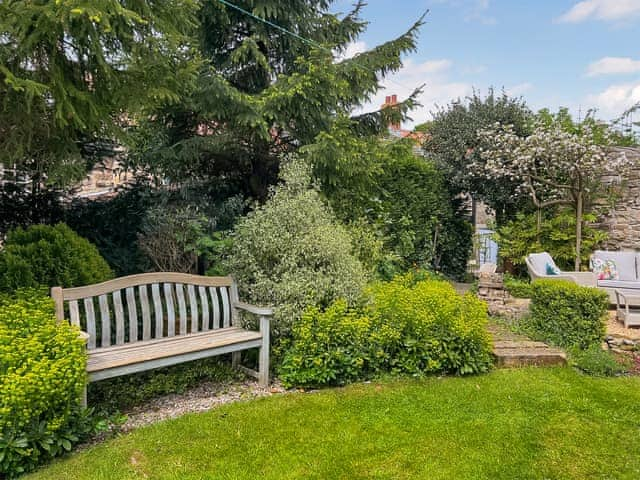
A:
0,223,113,292
569,345,631,377
495,210,607,273
223,158,368,340
0,290,88,478
503,274,533,298
280,275,493,387
528,279,608,349
89,358,239,412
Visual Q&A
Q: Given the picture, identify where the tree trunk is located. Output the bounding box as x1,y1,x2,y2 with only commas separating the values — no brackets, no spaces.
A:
575,191,583,271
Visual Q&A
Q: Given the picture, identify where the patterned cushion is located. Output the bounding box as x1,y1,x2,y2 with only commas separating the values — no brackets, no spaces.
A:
545,262,560,275
590,257,619,280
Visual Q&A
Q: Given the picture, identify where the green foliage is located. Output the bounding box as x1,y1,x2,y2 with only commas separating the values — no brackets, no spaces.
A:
315,137,472,279
223,158,368,340
0,223,113,292
529,279,608,349
89,358,239,413
66,183,155,276
569,345,632,377
0,290,89,478
503,274,533,298
280,274,493,387
425,88,533,223
495,210,608,273
0,0,198,183
134,2,424,200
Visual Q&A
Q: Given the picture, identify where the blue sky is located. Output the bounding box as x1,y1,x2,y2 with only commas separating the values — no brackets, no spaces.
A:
332,0,640,127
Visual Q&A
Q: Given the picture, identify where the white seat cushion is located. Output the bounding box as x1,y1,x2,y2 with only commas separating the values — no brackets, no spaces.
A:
597,279,640,289
591,251,637,281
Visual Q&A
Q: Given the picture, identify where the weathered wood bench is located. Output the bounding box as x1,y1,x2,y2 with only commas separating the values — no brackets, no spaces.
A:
51,273,272,405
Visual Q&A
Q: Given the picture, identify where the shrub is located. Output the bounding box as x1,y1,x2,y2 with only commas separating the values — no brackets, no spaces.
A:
503,274,533,298
223,158,368,340
280,275,493,387
495,210,607,273
0,223,113,292
0,290,88,478
569,345,632,377
528,279,608,349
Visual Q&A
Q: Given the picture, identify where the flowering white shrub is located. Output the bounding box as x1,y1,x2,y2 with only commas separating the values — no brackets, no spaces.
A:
476,123,633,270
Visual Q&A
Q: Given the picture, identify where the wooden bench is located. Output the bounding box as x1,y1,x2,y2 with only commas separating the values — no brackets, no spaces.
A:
51,273,272,405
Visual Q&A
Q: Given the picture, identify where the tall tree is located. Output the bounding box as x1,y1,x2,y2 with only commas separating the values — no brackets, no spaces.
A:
478,122,632,270
423,88,533,224
0,0,198,186
132,1,424,199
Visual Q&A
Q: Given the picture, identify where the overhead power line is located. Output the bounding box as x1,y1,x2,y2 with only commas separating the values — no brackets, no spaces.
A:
215,0,424,94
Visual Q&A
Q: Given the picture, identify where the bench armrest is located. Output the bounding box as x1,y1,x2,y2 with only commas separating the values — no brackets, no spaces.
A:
234,302,274,316
556,271,597,287
78,330,90,345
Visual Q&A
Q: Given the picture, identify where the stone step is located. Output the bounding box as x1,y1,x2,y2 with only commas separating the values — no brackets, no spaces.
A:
493,346,567,368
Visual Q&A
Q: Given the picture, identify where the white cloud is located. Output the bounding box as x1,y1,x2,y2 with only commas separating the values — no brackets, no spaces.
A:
434,0,497,25
556,0,640,23
355,57,473,127
505,82,533,97
334,41,367,62
586,82,640,118
587,57,640,76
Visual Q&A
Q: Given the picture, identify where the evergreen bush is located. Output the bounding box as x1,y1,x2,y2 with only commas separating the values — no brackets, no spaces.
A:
0,223,113,292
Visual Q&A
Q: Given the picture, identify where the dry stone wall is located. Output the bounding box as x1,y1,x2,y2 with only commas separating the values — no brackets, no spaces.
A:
598,147,640,251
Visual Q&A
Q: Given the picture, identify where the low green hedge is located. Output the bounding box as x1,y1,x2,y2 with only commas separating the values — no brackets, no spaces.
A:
0,290,88,478
279,274,493,387
529,279,608,349
0,223,113,293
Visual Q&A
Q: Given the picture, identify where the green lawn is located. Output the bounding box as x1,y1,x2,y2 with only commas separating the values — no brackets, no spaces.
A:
28,368,640,480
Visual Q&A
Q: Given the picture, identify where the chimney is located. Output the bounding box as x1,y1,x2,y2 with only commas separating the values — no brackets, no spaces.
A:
381,93,401,133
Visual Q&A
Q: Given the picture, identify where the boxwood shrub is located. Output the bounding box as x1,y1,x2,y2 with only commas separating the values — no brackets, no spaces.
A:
280,274,493,387
0,223,113,293
529,279,608,349
0,290,88,478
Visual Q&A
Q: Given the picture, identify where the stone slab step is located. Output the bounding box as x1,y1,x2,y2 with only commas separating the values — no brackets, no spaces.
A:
493,346,567,368
494,340,549,349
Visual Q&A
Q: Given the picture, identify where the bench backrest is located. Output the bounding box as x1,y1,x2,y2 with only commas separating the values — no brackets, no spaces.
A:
51,273,239,350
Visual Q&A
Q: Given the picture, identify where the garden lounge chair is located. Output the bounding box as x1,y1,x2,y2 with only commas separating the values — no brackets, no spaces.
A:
525,252,596,287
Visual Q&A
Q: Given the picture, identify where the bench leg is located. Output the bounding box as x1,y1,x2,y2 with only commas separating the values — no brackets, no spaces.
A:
231,351,241,369
81,383,87,408
258,315,270,387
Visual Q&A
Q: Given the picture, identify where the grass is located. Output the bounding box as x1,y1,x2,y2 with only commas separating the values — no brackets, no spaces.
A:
27,368,640,480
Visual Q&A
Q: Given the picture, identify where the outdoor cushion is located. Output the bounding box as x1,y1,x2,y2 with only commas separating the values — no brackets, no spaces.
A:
528,252,558,276
590,257,619,280
597,279,640,290
591,251,636,281
545,262,560,275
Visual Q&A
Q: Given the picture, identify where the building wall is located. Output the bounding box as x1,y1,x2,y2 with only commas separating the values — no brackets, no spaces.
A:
598,147,640,251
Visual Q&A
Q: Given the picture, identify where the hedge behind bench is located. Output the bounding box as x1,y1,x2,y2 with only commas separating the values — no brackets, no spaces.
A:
529,279,608,349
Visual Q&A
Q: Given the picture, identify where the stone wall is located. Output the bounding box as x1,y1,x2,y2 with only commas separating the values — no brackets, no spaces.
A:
598,147,640,251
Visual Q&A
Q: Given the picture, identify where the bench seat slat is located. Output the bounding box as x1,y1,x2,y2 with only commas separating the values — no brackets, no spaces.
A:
87,328,262,373
220,286,231,328
99,294,111,347
69,300,80,327
175,283,187,335
152,283,163,338
164,283,176,337
113,290,125,345
187,284,198,333
139,285,151,341
126,287,138,343
199,286,209,331
83,298,96,349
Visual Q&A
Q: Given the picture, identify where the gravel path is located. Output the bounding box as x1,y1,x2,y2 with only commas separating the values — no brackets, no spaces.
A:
119,379,288,432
